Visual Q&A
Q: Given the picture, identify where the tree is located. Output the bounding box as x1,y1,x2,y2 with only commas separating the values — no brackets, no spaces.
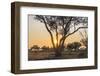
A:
79,30,88,48
67,43,74,50
41,46,49,50
34,15,88,56
67,42,81,50
72,42,81,50
31,45,40,50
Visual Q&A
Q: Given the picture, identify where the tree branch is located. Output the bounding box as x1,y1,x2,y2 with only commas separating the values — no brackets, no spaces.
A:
55,26,58,48
59,26,88,47
61,18,65,32
65,26,88,38
64,17,72,35
42,16,56,48
59,17,72,46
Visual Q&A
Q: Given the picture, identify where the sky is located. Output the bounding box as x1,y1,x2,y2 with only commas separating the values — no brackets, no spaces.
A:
28,15,87,49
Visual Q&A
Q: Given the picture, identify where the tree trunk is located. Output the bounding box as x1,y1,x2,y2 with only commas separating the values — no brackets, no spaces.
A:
55,47,62,57
55,36,66,57
55,26,58,48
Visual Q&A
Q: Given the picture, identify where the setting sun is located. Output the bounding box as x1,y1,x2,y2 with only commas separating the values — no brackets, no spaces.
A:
54,39,57,45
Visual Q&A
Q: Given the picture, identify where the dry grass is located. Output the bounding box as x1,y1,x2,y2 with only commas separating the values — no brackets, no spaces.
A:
28,49,88,60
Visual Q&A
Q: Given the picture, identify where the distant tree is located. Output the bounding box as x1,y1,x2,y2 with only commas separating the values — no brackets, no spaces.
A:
31,45,40,50
67,43,74,50
72,42,81,50
67,42,81,50
79,30,88,48
34,15,88,56
41,46,49,50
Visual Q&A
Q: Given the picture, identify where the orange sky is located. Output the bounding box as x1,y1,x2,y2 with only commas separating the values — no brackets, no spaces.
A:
28,15,86,49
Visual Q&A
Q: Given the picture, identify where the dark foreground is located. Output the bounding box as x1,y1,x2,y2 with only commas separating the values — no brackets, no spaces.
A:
28,49,88,61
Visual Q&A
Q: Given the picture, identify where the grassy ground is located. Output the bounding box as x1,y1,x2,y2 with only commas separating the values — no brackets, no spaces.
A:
28,49,88,60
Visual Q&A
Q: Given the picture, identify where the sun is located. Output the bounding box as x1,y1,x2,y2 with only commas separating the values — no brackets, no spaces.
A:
54,39,57,45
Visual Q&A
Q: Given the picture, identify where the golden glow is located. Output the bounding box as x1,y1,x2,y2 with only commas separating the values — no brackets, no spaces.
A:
54,39,57,45
28,15,85,49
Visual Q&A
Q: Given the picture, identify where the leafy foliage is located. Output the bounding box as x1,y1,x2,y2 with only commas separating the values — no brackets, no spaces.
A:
41,46,49,50
31,45,40,50
67,42,81,50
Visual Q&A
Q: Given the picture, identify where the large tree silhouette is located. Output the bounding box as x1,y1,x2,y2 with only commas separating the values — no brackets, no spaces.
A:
34,15,88,56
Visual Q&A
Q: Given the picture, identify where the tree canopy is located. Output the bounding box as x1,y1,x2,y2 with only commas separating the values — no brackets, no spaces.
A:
33,15,88,56
31,45,40,50
67,42,81,50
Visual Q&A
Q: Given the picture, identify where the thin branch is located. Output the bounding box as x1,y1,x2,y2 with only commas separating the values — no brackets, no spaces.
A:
79,31,85,40
64,17,72,34
59,18,72,45
65,27,88,38
61,18,65,31
55,26,58,48
84,30,87,38
59,26,88,46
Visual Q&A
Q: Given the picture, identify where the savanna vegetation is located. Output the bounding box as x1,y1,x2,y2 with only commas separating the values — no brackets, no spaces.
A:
28,15,88,60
